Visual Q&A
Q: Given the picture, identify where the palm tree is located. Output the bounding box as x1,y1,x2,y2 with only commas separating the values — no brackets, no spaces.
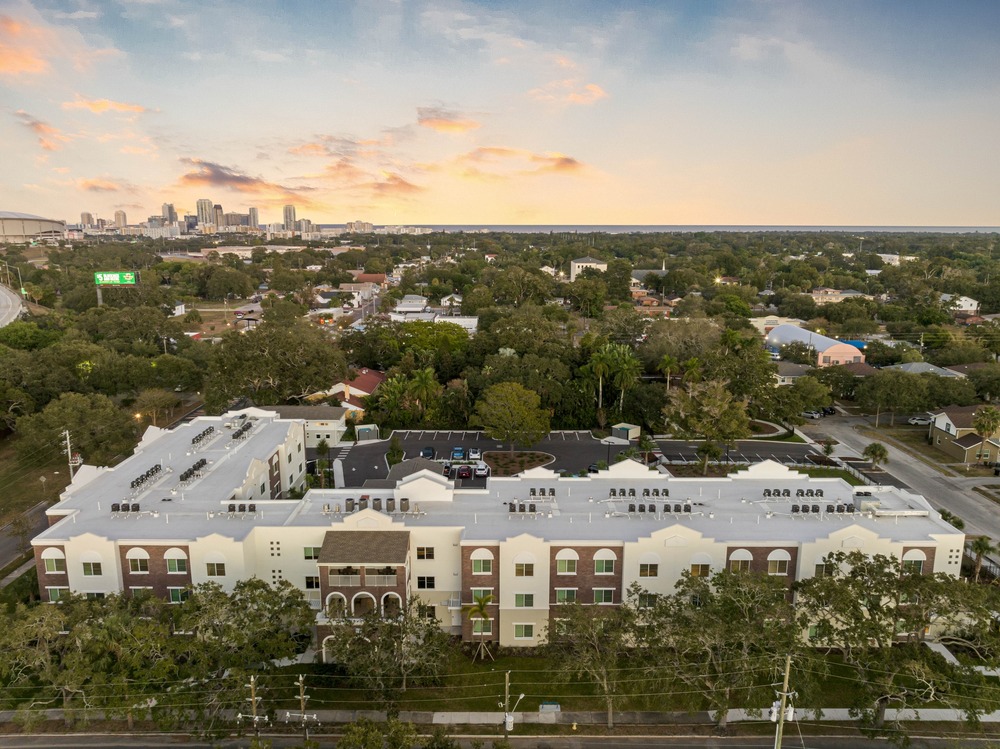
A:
972,536,994,583
862,442,889,469
658,354,679,392
407,367,442,418
973,405,1000,465
607,343,642,414
589,348,614,413
463,593,495,662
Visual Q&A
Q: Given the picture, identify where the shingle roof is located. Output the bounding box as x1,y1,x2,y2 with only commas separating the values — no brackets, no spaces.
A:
319,530,410,564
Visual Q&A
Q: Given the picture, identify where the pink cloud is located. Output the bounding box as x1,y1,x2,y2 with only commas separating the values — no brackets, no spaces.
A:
529,79,608,105
62,95,146,114
14,110,70,151
417,106,481,134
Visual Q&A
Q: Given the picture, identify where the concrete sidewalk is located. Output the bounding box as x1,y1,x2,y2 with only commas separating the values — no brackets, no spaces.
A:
0,558,33,589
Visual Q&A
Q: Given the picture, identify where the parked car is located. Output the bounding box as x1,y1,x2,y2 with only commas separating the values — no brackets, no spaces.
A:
801,410,823,419
474,464,489,477
419,446,435,459
822,406,836,416
451,446,466,460
442,461,452,475
908,415,933,426
468,447,482,460
456,465,473,479
588,463,600,474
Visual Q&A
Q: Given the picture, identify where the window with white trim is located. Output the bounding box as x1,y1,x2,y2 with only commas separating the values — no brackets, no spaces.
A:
594,548,617,575
168,587,189,604
515,563,534,577
129,558,149,574
417,576,435,589
557,559,577,574
305,576,320,589
514,593,534,608
46,586,68,602
304,547,321,560
82,562,102,576
639,563,658,577
44,558,66,574
555,589,577,604
417,546,434,560
593,589,614,604
206,562,226,576
472,619,493,635
767,549,791,576
167,558,188,574
471,548,494,574
471,588,492,600
514,624,534,639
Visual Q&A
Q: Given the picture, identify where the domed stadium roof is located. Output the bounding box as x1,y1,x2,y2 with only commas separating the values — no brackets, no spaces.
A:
0,211,54,220
0,212,66,243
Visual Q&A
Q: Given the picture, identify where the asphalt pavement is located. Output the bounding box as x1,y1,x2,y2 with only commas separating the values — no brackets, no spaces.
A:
0,283,24,327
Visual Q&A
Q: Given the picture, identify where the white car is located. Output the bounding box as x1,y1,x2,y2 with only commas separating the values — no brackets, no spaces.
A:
474,464,489,477
468,447,482,460
908,415,933,426
801,410,823,419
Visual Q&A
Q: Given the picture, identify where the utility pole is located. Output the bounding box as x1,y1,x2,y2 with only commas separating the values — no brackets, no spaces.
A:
503,670,510,738
240,674,268,739
772,654,794,749
285,675,318,742
63,430,78,480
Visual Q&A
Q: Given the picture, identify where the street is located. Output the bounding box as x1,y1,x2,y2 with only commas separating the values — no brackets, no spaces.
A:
0,283,24,327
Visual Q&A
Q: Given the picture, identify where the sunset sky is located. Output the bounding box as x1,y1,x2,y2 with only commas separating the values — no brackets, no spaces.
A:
1,0,998,227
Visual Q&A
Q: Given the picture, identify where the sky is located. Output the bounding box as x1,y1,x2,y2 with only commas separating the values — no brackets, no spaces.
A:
1,0,998,227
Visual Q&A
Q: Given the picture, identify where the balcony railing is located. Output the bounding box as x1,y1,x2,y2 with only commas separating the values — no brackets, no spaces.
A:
327,575,361,586
365,575,398,587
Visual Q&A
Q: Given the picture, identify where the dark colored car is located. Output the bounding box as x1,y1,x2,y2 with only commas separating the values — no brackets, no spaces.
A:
456,465,473,479
442,461,452,475
588,464,600,473
822,406,836,416
419,446,435,459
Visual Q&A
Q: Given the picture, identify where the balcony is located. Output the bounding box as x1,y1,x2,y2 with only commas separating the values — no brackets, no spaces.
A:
365,574,398,587
328,575,361,586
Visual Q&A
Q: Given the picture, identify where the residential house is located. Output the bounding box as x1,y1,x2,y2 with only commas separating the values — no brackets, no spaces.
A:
884,362,964,378
941,294,980,316
570,256,608,282
810,288,873,306
929,405,1000,463
775,361,811,386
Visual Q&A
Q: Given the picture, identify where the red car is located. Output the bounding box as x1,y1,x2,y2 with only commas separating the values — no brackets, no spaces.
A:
456,465,473,480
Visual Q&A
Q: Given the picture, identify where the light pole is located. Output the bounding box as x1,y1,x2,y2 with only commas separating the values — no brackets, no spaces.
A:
501,670,525,738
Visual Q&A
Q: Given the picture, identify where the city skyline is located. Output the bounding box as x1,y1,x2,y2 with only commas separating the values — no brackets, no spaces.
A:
1,1,998,226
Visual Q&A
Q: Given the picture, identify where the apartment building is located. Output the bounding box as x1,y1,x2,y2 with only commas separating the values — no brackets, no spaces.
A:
33,411,963,653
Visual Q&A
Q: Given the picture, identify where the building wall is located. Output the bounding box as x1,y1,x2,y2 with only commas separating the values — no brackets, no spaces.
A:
815,343,866,368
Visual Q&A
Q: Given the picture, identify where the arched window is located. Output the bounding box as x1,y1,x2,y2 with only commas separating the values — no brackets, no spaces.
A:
594,548,617,575
729,548,753,573
470,548,494,575
555,548,579,575
689,551,712,577
767,549,792,576
902,549,927,575
126,548,150,575
41,547,66,574
164,547,189,574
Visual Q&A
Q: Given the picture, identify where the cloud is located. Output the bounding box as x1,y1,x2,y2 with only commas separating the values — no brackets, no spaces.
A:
367,173,423,196
120,144,153,155
438,146,587,180
62,94,146,114
52,10,100,20
417,106,481,134
251,49,288,63
78,177,123,192
0,15,50,75
177,157,314,206
15,110,71,151
529,78,608,105
289,142,329,157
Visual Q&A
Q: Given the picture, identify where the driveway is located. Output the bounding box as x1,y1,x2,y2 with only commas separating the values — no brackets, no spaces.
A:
798,414,1000,537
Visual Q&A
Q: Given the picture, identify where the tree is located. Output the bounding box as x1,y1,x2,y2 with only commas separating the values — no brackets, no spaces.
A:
856,370,927,427
973,405,1000,465
657,354,679,391
587,346,615,413
607,342,643,414
862,442,889,469
338,718,418,749
972,536,994,583
642,571,805,729
463,592,495,662
15,392,137,466
546,599,637,728
132,388,182,427
474,382,550,456
663,379,751,474
795,551,1000,742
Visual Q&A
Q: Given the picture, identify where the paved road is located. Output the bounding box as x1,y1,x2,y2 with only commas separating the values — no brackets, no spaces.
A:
798,414,1000,537
0,501,48,569
0,283,24,327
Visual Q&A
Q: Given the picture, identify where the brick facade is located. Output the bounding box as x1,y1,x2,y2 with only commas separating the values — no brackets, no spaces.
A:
118,544,192,598
34,544,68,601
549,545,624,605
902,546,937,574
460,545,499,642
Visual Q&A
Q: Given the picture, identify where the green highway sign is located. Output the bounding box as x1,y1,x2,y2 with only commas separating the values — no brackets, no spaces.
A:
94,271,138,286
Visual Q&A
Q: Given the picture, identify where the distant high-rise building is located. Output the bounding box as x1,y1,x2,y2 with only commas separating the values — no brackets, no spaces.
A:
346,220,374,233
213,204,224,228
248,207,258,228
147,215,164,228
196,199,214,226
80,212,94,227
183,214,197,231
283,205,296,231
161,203,178,224
298,218,313,233
114,210,127,228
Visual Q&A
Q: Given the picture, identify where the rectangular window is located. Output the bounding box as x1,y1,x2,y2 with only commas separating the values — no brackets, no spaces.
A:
46,587,68,602
168,587,189,604
638,592,657,609
593,589,614,604
417,547,434,560
128,558,149,574
555,589,577,604
595,559,614,575
82,562,102,576
514,593,534,608
471,588,492,601
730,559,751,573
556,559,577,574
167,558,188,574
85,592,106,600
515,563,534,577
768,560,789,575
690,564,710,578
639,563,658,577
305,576,320,589
472,619,493,635
822,356,831,364
44,558,66,574
814,563,835,578
260,482,266,495
514,624,534,639
129,586,152,597
304,547,321,560
417,576,435,589
472,558,492,574
902,560,924,575
206,562,226,577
